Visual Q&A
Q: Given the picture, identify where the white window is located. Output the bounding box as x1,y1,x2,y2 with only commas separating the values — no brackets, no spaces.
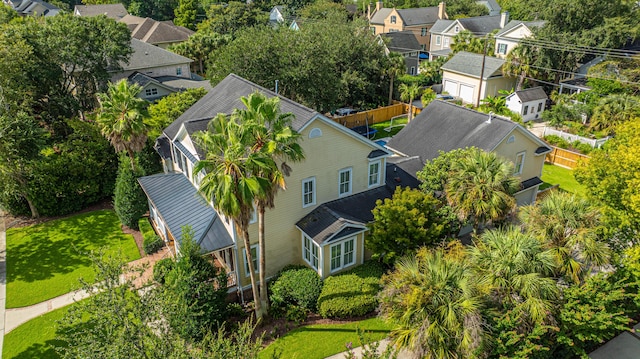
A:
390,15,396,24
176,67,182,75
368,161,381,187
330,237,356,272
435,35,441,45
444,37,450,47
302,235,319,270
421,44,426,51
338,168,352,196
302,177,316,207
145,88,158,96
523,105,529,115
538,102,543,112
309,128,323,139
507,135,515,144
514,151,525,175
498,43,508,54
421,27,427,36
243,244,259,277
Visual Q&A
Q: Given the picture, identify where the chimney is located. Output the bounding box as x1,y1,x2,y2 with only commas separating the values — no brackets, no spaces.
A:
376,0,383,11
500,11,509,28
438,2,446,19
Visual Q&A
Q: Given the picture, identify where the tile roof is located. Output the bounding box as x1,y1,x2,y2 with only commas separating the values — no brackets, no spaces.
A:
382,31,421,53
386,100,517,162
441,51,505,79
73,3,128,20
122,38,192,73
138,173,233,252
514,87,547,102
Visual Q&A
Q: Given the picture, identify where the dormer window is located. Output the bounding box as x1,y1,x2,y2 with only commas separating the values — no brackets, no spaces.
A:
390,15,397,24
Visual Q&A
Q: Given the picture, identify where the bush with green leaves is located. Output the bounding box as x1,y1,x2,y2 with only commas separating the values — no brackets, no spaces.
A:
143,235,164,255
543,135,569,149
138,217,155,239
153,257,175,284
113,155,147,230
269,266,323,314
317,261,385,319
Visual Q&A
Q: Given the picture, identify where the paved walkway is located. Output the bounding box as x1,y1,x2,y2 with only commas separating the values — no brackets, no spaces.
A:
529,121,547,138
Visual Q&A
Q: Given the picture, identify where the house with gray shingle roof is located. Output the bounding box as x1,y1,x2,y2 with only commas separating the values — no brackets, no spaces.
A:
505,87,547,122
440,51,516,106
110,38,193,83
494,19,545,58
381,31,423,75
128,72,212,101
429,12,510,59
4,0,59,16
369,1,447,52
139,74,403,295
119,14,194,49
386,100,551,206
73,3,128,20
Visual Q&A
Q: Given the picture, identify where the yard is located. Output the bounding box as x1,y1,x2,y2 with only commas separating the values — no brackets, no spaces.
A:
6,209,140,308
259,317,392,359
370,116,408,140
540,163,587,197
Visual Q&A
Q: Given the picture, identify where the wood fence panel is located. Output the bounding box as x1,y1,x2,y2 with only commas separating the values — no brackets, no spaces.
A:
545,147,589,169
333,104,407,128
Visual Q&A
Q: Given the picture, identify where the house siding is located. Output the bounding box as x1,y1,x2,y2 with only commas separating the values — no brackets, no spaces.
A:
441,71,516,106
493,127,546,182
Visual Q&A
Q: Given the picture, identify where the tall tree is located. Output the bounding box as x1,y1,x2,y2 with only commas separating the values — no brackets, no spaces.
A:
399,83,421,122
379,247,484,358
174,0,197,30
386,52,406,106
193,113,272,321
96,79,149,171
502,45,536,91
445,148,520,232
518,191,609,283
169,30,231,75
589,93,640,135
450,30,484,55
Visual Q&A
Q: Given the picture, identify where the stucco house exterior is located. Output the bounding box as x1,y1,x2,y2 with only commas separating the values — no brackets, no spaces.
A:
494,20,545,58
386,100,551,207
368,1,447,51
441,51,516,106
505,87,547,122
138,74,404,296
110,38,193,83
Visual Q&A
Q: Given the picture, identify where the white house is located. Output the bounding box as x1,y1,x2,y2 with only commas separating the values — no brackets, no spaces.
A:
494,20,545,58
505,87,547,122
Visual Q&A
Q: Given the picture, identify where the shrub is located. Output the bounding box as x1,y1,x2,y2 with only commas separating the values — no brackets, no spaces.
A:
285,305,308,324
270,267,323,313
113,155,147,230
153,257,175,284
138,217,155,239
543,135,569,149
317,261,385,319
571,141,593,155
143,235,164,255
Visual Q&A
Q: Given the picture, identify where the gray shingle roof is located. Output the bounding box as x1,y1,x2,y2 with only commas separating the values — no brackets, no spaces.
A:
120,15,194,45
166,74,318,140
429,19,454,34
369,8,392,24
156,77,213,92
457,14,502,34
122,38,192,73
386,100,517,162
397,7,441,26
74,4,128,19
441,51,505,79
138,173,233,252
382,31,421,53
514,87,547,102
495,20,545,37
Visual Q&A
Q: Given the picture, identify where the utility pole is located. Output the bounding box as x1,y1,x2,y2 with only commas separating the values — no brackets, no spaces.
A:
476,37,488,107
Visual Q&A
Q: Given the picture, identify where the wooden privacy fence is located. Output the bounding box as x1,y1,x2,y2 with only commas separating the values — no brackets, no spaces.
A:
545,146,589,169
333,103,407,128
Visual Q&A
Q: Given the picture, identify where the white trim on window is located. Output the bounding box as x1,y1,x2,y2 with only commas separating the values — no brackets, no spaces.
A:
338,168,352,197
435,35,441,45
498,43,508,55
330,237,356,273
302,177,316,208
242,244,259,277
302,235,319,271
368,160,381,187
176,67,182,75
444,37,450,47
145,88,158,96
514,151,526,175
390,15,396,24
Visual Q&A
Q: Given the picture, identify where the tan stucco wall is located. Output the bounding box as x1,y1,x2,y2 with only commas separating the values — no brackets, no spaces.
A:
493,127,546,182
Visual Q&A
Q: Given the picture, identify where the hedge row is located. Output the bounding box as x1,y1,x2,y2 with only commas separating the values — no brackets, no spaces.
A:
139,217,164,255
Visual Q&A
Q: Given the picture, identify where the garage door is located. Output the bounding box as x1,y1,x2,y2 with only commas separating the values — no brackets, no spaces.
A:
459,84,475,104
443,80,458,96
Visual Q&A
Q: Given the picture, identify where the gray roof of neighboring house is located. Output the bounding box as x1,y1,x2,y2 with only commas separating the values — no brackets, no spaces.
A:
513,87,547,102
386,100,518,162
495,20,545,37
369,8,392,24
13,0,58,16
74,4,128,19
121,38,192,72
457,14,502,34
383,31,421,53
476,0,501,14
120,15,194,45
166,74,318,140
386,157,422,188
137,173,233,253
430,19,454,34
589,323,640,359
155,76,213,92
441,51,505,79
398,7,441,26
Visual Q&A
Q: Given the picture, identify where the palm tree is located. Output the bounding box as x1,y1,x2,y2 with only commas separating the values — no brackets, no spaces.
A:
469,226,559,325
421,88,436,107
419,56,447,84
589,93,640,135
451,30,484,54
518,191,609,283
445,148,520,232
386,52,406,105
236,92,305,312
399,83,421,122
379,247,483,358
502,45,536,91
193,113,272,321
96,79,149,171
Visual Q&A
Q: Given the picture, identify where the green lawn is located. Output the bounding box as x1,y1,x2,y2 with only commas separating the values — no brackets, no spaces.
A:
6,210,140,308
541,163,587,197
371,116,408,140
3,303,74,359
259,317,392,359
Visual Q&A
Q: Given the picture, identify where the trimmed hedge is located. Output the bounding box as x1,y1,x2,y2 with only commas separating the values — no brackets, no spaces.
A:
317,261,386,319
270,266,323,313
113,156,147,230
144,235,164,255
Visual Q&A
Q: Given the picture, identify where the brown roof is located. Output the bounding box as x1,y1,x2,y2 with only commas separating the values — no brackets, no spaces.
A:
120,15,194,45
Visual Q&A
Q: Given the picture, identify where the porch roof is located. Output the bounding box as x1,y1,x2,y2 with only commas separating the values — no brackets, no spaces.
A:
138,173,233,253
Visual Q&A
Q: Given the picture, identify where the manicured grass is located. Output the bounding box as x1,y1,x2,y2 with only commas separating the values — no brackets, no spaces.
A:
6,210,140,308
371,116,408,140
3,303,74,359
259,317,392,359
541,163,587,197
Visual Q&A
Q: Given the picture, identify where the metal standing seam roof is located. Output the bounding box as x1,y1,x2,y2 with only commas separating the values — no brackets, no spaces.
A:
137,173,233,253
441,51,506,79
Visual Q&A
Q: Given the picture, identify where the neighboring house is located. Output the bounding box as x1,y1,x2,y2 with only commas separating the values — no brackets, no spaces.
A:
269,5,289,27
505,87,547,122
476,0,501,15
494,19,545,58
429,12,510,59
386,100,551,206
128,72,212,101
138,74,400,294
289,18,304,31
110,38,193,83
3,0,59,16
381,31,423,75
73,3,128,20
559,77,591,95
441,51,516,106
119,14,194,49
589,322,640,359
368,1,447,51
